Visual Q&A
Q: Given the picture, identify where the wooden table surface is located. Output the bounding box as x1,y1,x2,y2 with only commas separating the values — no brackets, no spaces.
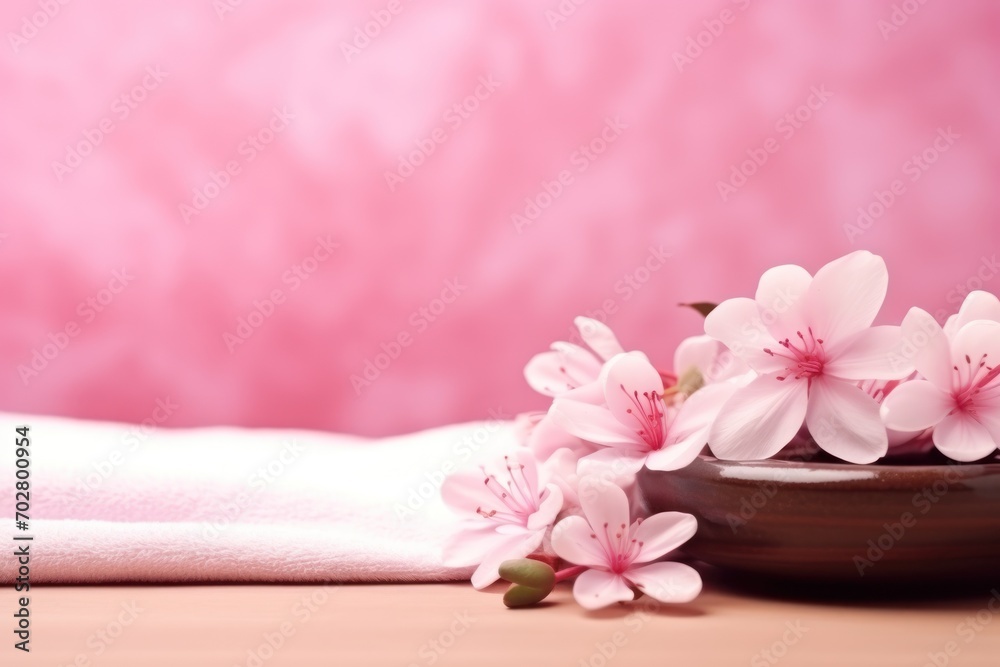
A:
21,577,1000,666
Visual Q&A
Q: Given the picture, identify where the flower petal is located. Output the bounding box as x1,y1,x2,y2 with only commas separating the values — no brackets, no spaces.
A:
824,326,913,380
440,470,492,514
603,352,665,428
575,316,626,361
708,373,809,460
551,515,609,568
951,290,1000,333
806,377,888,463
552,341,605,384
901,307,951,387
624,561,702,603
442,526,506,567
951,320,1000,376
526,413,593,460
524,342,602,396
550,398,641,448
572,570,634,610
704,297,786,373
933,413,999,462
527,484,563,531
806,250,888,343
523,351,569,397
879,380,953,432
470,531,544,589
578,447,647,475
671,382,737,437
578,479,631,547
673,335,720,379
754,263,813,341
632,512,697,562
643,432,706,471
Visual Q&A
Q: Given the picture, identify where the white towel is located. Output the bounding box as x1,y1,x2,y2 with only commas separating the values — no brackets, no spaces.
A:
0,412,517,583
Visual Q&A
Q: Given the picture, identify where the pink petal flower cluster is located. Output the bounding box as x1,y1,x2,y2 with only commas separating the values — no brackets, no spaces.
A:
441,252,1000,613
444,316,721,608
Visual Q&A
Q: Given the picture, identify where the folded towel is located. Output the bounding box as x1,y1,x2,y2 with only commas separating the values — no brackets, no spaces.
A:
0,412,517,583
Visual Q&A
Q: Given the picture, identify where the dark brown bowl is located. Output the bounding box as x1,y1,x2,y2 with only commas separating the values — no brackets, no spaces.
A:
638,455,1000,586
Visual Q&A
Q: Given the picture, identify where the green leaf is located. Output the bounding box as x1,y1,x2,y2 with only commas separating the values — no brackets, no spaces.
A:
679,302,718,318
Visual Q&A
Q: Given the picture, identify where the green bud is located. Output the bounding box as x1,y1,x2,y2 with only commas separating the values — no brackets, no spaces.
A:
498,558,555,589
503,583,552,608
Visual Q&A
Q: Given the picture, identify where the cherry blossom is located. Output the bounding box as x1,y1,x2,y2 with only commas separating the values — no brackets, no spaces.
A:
551,480,701,610
441,449,563,588
704,251,913,463
881,308,1000,461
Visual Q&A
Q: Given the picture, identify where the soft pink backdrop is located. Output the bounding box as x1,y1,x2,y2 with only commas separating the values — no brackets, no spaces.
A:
2,1,999,435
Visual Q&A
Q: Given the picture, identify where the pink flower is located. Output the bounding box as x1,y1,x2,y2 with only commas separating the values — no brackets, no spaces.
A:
881,308,1000,462
524,317,630,397
441,449,563,589
551,480,701,610
551,352,734,472
704,251,913,463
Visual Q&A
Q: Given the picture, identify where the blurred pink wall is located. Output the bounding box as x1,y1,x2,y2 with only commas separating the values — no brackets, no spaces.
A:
2,1,999,436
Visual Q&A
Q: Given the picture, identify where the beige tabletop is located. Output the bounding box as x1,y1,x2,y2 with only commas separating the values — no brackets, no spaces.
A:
24,577,1000,666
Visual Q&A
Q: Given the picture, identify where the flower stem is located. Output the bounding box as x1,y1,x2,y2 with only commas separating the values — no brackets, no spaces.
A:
554,565,587,583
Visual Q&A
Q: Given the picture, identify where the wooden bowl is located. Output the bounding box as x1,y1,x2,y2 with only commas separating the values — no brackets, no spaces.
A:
638,454,1000,586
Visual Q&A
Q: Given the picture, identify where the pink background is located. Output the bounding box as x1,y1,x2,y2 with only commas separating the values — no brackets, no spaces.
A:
2,1,999,436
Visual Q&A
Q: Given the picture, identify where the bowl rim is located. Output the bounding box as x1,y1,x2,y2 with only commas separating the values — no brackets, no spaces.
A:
690,453,1000,473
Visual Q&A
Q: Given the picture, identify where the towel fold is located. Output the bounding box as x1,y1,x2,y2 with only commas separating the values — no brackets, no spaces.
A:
0,412,517,583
